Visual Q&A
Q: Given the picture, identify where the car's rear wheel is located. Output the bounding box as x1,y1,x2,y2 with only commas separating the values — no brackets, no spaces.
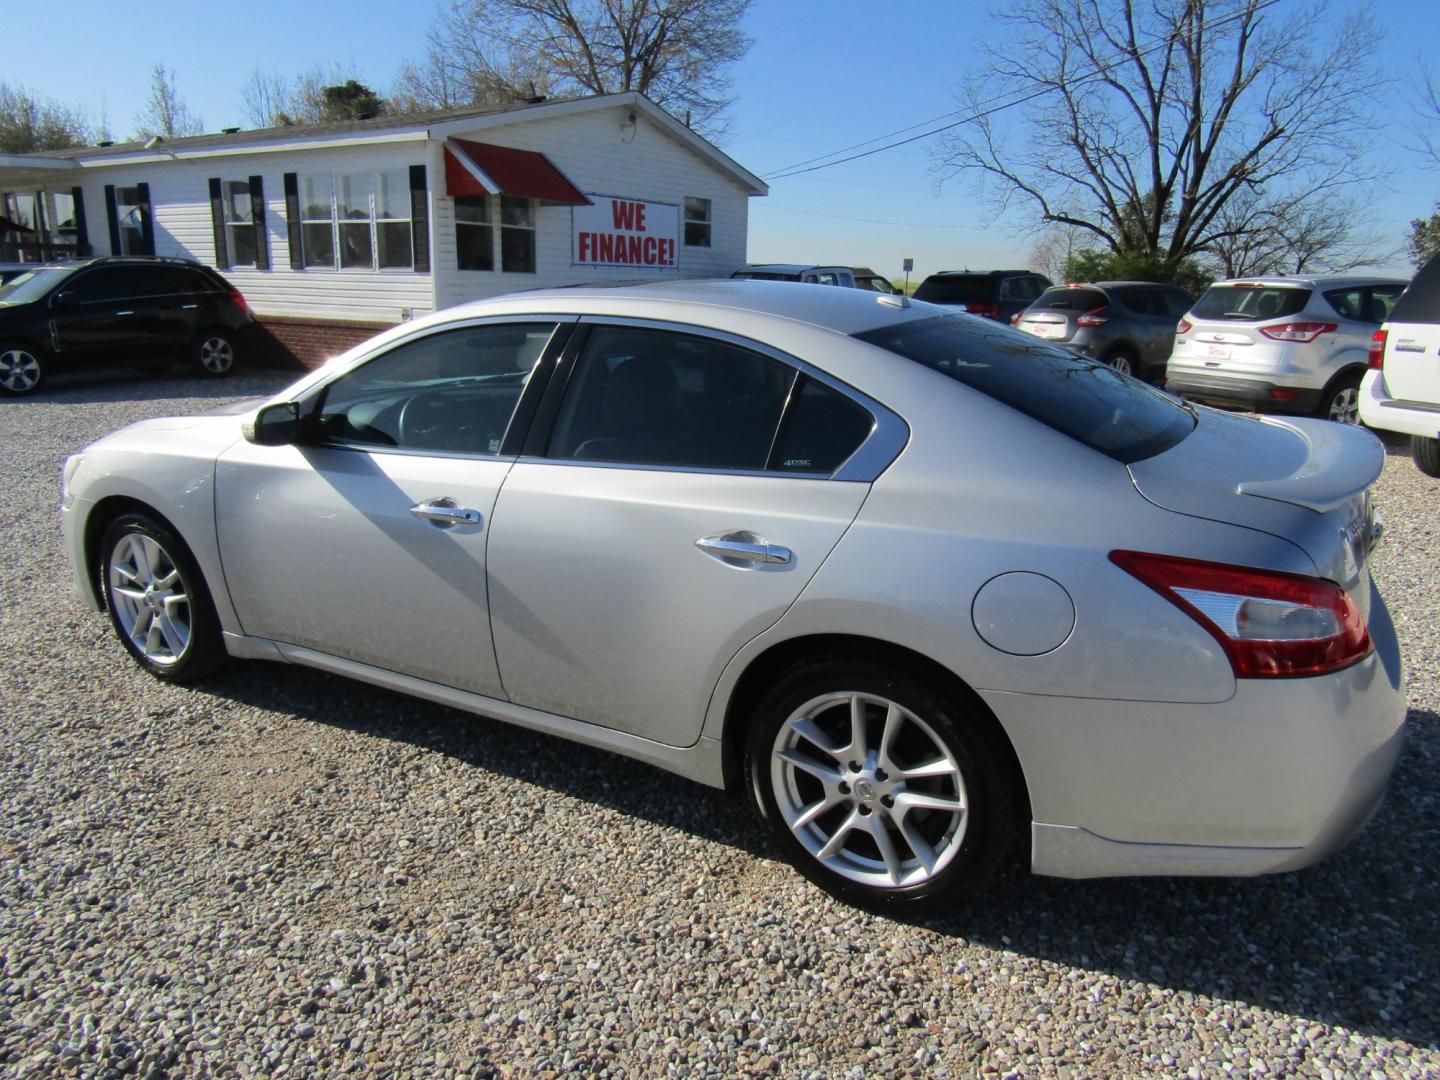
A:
1318,373,1362,425
1414,435,1440,478
745,659,1015,913
193,330,236,377
1104,348,1138,377
100,513,225,682
0,343,45,395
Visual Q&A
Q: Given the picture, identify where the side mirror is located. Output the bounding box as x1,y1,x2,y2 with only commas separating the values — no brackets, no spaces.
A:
242,402,301,446
52,291,76,311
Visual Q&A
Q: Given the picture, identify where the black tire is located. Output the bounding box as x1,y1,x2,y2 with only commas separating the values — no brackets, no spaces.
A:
745,658,1017,915
1413,436,1440,478
0,342,46,395
99,512,226,682
192,329,237,378
1317,372,1362,425
1104,347,1139,378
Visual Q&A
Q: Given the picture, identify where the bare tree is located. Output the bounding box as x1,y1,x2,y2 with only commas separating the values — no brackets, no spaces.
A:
394,0,752,134
1413,67,1440,169
135,64,203,139
240,69,292,128
1028,222,1087,281
0,82,96,153
938,0,1388,277
238,63,365,127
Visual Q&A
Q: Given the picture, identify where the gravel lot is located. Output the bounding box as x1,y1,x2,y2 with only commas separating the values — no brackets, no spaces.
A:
1,367,1437,1078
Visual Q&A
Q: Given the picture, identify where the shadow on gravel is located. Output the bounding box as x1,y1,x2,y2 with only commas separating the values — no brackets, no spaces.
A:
193,657,1440,1049
1,367,297,404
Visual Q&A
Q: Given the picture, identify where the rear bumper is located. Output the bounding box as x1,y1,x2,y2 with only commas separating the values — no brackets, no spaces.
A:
989,579,1406,878
1357,370,1440,438
1165,371,1322,414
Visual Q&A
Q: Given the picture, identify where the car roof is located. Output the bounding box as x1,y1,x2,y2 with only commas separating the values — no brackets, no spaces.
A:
928,269,1035,278
1208,274,1411,289
422,279,939,338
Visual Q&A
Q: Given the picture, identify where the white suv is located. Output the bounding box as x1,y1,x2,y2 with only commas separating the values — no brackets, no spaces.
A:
1166,275,1409,423
1358,253,1440,475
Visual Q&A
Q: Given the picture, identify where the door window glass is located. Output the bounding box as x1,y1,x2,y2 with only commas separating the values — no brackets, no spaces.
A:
67,266,139,303
1324,287,1366,321
1368,285,1405,323
548,327,795,470
1119,289,1157,315
772,377,874,473
315,322,557,454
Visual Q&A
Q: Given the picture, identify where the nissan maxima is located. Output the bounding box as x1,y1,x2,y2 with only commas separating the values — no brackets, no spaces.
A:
60,281,1406,913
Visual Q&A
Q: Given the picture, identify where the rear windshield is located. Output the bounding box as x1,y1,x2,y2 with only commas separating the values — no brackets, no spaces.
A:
1390,252,1440,324
1032,287,1108,311
854,315,1194,463
1192,285,1310,322
914,276,993,304
0,266,73,307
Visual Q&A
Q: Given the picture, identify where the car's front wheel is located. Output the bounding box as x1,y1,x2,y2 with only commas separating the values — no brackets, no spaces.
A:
100,512,225,682
193,331,237,377
745,659,1016,913
0,343,46,395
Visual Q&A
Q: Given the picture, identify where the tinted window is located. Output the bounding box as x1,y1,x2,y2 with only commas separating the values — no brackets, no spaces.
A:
1323,287,1366,321
854,315,1194,463
914,275,993,304
1390,253,1440,324
548,327,795,470
315,322,556,454
1192,285,1310,322
1116,289,1155,315
67,267,142,303
773,377,874,473
1034,287,1108,311
0,267,74,306
129,265,201,298
1369,285,1405,323
1163,290,1195,318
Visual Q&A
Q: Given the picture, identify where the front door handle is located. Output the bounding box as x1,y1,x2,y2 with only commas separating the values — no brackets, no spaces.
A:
409,497,483,528
696,531,792,566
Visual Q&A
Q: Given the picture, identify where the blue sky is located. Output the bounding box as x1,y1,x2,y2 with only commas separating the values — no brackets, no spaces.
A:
8,0,1438,279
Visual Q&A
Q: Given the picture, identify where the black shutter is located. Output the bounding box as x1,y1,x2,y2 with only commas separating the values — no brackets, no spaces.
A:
136,182,155,255
208,178,229,269
283,172,303,270
409,164,429,273
104,184,120,255
249,175,269,270
70,186,88,255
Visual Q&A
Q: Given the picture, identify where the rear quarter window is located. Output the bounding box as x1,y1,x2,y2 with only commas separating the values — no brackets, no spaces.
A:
853,315,1194,464
1192,285,1310,322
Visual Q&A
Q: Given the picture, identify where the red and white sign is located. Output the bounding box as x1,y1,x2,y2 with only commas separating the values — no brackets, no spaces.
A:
573,195,679,270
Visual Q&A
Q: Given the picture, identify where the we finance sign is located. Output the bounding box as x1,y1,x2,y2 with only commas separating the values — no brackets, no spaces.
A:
573,196,679,270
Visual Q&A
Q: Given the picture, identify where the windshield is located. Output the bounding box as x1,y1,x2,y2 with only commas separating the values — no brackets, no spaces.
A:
854,315,1195,463
0,267,74,307
1192,285,1309,322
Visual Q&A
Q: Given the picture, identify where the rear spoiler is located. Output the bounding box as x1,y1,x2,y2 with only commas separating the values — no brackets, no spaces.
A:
1236,417,1384,513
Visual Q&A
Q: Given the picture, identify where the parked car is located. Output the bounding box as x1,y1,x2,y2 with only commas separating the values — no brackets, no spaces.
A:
1358,252,1440,475
0,256,253,395
1013,281,1194,381
912,269,1052,322
1165,274,1408,424
61,281,1404,913
730,264,898,293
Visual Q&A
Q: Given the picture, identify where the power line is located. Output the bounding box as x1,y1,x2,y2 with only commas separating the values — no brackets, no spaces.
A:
762,0,1284,182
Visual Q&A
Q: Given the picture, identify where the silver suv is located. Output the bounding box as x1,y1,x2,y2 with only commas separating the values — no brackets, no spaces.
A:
1166,275,1408,423
1015,281,1194,381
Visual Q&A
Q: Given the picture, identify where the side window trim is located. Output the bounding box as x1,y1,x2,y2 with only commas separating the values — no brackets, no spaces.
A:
517,315,909,482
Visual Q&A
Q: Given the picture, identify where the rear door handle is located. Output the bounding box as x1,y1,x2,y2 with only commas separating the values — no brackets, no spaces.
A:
696,532,792,565
115,310,135,316
409,497,483,528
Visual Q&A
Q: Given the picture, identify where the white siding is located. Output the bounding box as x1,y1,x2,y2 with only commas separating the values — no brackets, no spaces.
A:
431,105,751,310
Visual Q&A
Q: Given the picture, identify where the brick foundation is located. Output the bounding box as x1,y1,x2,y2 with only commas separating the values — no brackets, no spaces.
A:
250,315,400,371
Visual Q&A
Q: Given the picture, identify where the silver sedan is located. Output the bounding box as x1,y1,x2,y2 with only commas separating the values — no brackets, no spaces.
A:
60,281,1406,913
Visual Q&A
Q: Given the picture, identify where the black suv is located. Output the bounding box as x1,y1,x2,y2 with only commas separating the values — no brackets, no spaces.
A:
0,256,253,395
913,269,1052,322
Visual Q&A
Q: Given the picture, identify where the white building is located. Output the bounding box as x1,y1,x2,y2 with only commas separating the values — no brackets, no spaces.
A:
0,92,766,365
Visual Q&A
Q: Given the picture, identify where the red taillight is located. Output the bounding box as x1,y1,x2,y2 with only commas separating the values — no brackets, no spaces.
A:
228,287,249,317
1259,322,1337,343
1176,318,1192,336
962,302,1000,318
1076,305,1109,327
1009,311,1022,325
1268,388,1300,401
1110,550,1371,678
1368,328,1387,370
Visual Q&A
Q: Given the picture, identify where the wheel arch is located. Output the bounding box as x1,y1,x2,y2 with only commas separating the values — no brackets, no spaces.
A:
718,632,1032,823
1320,361,1368,395
82,496,188,609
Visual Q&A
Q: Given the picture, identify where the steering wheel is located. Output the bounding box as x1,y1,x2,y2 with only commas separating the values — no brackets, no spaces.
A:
398,391,470,452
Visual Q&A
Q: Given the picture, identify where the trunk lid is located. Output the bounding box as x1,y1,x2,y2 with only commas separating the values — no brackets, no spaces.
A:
1127,408,1383,600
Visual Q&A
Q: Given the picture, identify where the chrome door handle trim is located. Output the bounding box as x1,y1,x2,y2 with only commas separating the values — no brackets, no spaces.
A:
115,310,135,316
695,534,792,565
409,498,483,528
180,303,198,309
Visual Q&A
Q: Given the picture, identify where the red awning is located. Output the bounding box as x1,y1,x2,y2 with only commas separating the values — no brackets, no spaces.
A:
444,139,590,205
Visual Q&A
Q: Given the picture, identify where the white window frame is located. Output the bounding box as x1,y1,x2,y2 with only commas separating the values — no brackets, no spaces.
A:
454,194,495,272
299,169,415,272
454,194,536,275
683,196,712,248
222,179,256,267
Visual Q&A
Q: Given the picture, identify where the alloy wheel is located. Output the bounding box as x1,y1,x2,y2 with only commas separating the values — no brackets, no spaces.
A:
1107,354,1134,376
107,533,192,666
770,691,968,888
198,336,234,374
1328,386,1360,424
0,348,41,393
